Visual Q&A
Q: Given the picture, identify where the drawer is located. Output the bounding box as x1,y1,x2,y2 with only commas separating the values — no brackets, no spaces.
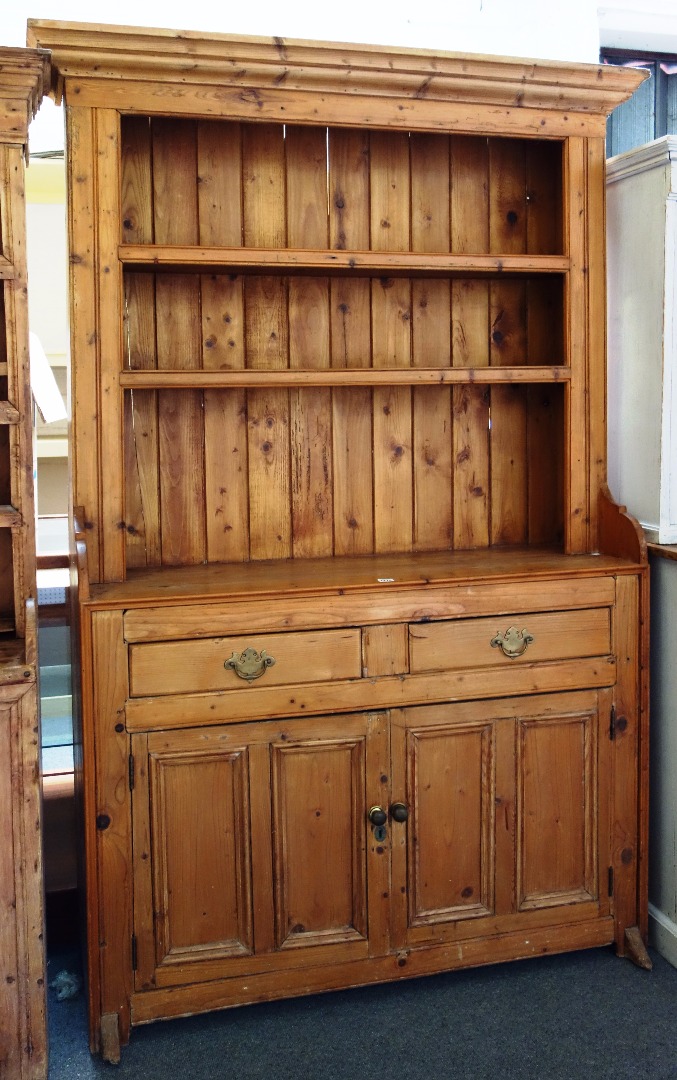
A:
409,608,611,673
129,628,362,697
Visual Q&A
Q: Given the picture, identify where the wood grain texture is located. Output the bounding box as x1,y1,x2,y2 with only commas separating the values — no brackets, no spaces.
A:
287,126,333,558
451,137,490,549
152,119,206,566
121,116,160,569
91,610,132,1048
565,137,589,554
197,121,249,563
328,130,374,555
67,105,102,580
517,710,596,907
611,574,643,950
0,59,47,1077
46,28,647,1055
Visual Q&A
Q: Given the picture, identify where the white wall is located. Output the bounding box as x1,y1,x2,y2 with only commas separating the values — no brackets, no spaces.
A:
599,1,677,53
4,0,602,57
4,0,602,154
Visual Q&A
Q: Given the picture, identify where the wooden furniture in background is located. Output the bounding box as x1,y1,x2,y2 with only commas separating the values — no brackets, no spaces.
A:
0,46,50,1080
28,21,648,1063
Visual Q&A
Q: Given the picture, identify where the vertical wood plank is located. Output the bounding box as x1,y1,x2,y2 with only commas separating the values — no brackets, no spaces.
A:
92,610,132,1046
121,115,160,569
329,128,371,368
0,699,20,1079
586,136,607,552
286,126,332,558
329,129,373,554
249,743,275,955
494,716,516,915
4,147,35,637
566,137,590,553
612,575,642,950
526,139,562,256
66,105,102,580
197,120,249,562
411,134,452,550
243,124,290,559
332,387,374,555
196,119,243,247
96,110,126,581
451,136,490,548
153,118,206,566
371,132,412,552
489,138,528,546
130,733,155,990
373,385,413,554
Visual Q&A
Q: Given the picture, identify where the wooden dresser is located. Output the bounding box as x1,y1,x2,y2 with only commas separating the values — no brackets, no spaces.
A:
28,21,648,1063
0,46,50,1080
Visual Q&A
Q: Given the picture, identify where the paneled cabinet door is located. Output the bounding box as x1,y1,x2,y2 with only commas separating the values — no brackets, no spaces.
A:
131,712,390,992
389,691,612,951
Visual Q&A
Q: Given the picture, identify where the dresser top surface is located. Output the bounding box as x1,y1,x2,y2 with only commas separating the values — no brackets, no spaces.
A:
85,547,640,610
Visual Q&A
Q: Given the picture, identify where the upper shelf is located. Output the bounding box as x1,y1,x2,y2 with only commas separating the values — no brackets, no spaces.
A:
119,245,571,278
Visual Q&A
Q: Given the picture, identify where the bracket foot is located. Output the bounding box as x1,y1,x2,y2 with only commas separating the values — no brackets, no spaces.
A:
100,1012,121,1064
623,926,653,970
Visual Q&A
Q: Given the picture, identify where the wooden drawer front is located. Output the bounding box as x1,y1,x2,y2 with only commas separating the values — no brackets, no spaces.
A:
409,608,611,674
129,629,362,697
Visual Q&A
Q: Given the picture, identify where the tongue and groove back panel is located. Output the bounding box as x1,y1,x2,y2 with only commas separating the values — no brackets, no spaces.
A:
121,117,565,570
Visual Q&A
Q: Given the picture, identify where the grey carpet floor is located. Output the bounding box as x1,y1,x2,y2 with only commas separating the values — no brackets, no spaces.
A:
47,946,677,1079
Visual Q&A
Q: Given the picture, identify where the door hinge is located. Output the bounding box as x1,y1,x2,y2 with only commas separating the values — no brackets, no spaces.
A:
610,705,616,741
608,866,614,897
131,933,138,971
128,753,135,791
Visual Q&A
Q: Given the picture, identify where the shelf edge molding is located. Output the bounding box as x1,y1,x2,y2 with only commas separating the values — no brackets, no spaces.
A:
119,366,571,389
119,245,571,277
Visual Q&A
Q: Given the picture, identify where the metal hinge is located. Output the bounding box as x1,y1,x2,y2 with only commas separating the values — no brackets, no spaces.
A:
610,705,616,741
608,866,614,897
128,753,135,791
131,933,138,971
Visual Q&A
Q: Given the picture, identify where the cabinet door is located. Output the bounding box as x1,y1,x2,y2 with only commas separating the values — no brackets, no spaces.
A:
390,691,611,951
131,712,389,991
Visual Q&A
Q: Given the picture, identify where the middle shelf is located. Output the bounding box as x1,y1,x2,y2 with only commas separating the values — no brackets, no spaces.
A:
119,366,570,389
119,245,571,277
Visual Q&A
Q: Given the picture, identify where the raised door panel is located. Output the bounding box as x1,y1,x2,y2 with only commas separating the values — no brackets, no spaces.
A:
390,703,502,950
132,712,388,992
271,735,367,949
516,693,610,913
132,730,255,992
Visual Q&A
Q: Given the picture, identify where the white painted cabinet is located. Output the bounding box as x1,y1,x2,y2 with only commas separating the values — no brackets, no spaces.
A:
607,136,677,543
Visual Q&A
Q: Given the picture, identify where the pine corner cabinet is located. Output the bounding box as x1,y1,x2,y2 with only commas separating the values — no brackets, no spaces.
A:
27,21,649,1063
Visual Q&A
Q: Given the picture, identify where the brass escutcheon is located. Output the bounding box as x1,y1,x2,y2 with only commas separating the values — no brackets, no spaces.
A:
224,647,276,683
490,626,534,659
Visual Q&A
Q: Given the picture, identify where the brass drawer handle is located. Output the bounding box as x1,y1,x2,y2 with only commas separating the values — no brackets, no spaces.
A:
224,647,276,683
490,626,534,659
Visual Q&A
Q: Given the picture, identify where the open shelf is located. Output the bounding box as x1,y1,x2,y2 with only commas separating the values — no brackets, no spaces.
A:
120,366,571,389
119,245,570,277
